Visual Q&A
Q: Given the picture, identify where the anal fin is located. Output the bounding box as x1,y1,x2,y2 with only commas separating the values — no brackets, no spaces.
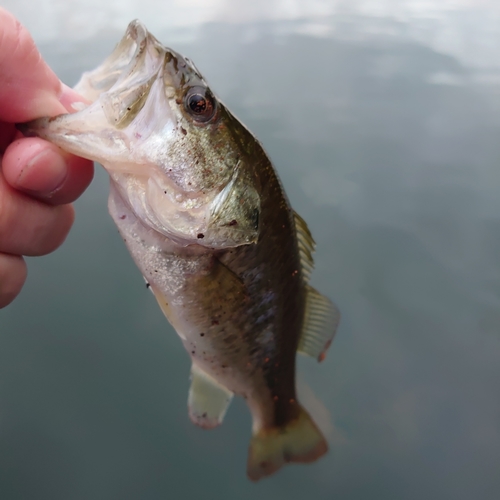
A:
188,364,233,429
298,285,340,362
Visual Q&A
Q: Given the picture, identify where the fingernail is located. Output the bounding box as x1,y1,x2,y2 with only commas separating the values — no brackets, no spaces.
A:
18,148,68,196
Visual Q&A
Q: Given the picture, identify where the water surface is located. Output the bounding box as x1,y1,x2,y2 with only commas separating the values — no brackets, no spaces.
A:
1,1,499,499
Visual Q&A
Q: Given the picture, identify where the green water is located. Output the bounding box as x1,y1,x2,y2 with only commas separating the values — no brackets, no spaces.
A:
1,2,500,499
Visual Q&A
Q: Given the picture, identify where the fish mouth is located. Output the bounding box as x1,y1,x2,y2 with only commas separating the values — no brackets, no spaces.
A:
18,20,178,170
73,20,161,107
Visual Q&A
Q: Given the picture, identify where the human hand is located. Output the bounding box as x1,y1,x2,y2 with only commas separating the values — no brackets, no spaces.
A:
0,8,94,308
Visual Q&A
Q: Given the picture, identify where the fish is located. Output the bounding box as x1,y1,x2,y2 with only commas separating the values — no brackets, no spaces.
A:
19,20,340,481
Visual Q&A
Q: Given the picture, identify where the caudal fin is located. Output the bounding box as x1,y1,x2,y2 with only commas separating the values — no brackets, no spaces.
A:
247,406,328,481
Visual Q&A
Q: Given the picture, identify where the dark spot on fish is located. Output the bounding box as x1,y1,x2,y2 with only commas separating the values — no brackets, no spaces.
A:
200,333,205,337
211,319,219,326
249,345,260,356
48,116,58,123
188,182,192,186
154,270,158,273
197,233,205,239
251,208,259,230
119,215,126,220
221,365,227,369
223,334,237,345
228,219,238,226
180,126,187,135
127,107,131,111
191,351,195,355
168,168,172,172
202,412,207,418
146,283,150,289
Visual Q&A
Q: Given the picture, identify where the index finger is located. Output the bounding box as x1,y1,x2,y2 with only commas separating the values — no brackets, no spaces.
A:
0,8,67,122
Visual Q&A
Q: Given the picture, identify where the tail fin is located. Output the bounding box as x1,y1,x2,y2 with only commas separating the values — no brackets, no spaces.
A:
247,406,328,481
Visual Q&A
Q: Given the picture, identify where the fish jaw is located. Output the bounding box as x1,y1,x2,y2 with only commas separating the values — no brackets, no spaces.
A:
18,65,177,175
73,19,159,103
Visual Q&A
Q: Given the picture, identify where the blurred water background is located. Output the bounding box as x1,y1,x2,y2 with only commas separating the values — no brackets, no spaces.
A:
1,1,500,499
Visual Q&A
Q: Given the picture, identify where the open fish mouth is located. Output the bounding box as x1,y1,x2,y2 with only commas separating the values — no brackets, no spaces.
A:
73,20,161,105
18,20,178,169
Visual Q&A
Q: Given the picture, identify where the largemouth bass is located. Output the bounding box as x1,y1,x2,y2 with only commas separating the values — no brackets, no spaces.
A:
20,20,340,480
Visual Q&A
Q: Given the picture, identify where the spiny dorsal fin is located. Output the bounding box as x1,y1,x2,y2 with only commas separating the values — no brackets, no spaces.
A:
293,211,315,282
298,285,340,362
188,364,234,429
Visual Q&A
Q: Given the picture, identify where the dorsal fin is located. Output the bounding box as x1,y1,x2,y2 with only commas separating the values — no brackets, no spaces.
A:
293,211,315,282
298,285,340,362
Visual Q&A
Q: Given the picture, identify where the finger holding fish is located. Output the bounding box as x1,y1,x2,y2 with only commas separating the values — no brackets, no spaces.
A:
3,137,94,205
0,9,95,308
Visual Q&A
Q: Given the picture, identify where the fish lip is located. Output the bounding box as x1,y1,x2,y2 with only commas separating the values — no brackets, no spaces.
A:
127,19,149,42
73,19,153,102
72,20,173,129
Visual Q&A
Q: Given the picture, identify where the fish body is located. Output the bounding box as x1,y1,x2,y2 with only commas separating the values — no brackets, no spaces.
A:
20,21,340,480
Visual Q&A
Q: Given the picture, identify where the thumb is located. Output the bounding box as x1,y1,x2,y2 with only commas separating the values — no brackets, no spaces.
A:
0,8,68,122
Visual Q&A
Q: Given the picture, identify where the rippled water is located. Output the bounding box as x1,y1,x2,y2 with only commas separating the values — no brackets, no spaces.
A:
1,1,500,499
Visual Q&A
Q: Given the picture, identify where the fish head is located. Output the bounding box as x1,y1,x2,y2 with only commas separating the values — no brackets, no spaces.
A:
20,20,261,248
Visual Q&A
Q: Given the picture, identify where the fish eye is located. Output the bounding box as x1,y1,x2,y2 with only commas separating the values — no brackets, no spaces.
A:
184,86,217,123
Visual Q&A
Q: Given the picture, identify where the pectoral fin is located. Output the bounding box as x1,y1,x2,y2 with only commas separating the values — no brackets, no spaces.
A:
188,364,233,429
297,285,340,362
